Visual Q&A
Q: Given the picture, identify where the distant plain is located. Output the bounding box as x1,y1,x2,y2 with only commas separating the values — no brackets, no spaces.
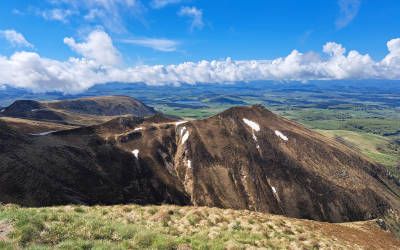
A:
1,81,399,175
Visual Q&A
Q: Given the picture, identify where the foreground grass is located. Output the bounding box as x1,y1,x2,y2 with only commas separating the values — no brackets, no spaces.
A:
0,204,399,249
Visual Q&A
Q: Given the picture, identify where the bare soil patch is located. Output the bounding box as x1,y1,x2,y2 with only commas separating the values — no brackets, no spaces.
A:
0,220,12,241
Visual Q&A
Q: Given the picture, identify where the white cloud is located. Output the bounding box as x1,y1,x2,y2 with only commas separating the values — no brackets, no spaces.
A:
178,6,204,31
84,9,103,20
382,38,400,65
64,30,121,66
323,42,346,56
336,0,361,29
151,0,183,9
380,38,400,78
0,37,400,94
0,29,33,48
0,51,107,93
49,0,145,32
40,8,76,23
120,38,179,51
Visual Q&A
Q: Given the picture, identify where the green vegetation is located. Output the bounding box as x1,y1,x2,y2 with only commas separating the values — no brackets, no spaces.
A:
282,108,400,136
1,83,400,249
0,204,370,249
317,130,400,171
384,210,400,239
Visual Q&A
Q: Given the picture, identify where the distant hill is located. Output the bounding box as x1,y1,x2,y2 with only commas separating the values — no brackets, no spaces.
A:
0,101,399,223
0,96,157,126
45,95,157,116
207,96,246,105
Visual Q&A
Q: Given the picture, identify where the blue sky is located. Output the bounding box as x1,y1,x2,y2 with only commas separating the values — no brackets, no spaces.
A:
1,0,399,63
0,0,399,93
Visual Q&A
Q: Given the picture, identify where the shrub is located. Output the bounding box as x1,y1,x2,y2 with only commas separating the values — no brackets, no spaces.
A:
74,207,85,213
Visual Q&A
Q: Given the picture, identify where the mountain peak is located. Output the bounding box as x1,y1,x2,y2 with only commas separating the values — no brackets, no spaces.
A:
0,101,399,223
211,104,276,122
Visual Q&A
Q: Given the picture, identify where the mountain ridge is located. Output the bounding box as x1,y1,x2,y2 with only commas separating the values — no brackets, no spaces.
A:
0,95,157,126
0,98,399,223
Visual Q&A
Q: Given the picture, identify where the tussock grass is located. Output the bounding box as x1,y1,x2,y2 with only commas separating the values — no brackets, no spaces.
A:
0,204,396,249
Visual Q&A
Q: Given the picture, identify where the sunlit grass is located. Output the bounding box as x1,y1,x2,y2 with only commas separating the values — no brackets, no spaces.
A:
317,129,399,171
0,204,357,249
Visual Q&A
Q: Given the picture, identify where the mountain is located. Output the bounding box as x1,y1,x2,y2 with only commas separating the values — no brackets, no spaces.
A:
105,105,400,222
0,100,399,223
45,95,157,116
208,96,246,105
0,96,156,126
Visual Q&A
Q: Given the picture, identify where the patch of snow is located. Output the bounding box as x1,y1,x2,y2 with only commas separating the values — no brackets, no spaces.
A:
181,130,190,145
180,126,187,137
175,120,188,126
134,127,143,131
187,160,192,169
0,109,4,113
30,131,56,136
243,118,262,151
275,130,288,141
243,118,260,131
271,186,277,194
31,109,38,112
132,149,139,159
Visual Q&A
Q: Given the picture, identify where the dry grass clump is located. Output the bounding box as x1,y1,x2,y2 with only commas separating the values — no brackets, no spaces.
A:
0,203,398,249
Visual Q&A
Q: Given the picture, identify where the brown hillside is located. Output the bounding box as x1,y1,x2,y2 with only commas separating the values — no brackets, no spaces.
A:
0,104,399,223
0,96,156,126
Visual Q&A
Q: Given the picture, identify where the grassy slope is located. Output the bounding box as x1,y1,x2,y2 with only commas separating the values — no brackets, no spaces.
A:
317,130,400,170
276,108,400,136
0,204,399,250
0,117,76,134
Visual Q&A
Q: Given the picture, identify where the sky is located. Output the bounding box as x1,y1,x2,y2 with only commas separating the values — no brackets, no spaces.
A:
0,0,399,93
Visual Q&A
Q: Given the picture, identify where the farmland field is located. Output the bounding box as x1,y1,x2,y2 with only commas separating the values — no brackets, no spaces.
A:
1,81,399,173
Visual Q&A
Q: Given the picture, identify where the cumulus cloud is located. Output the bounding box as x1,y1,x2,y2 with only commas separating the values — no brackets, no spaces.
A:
323,42,346,56
382,38,400,65
151,0,183,9
336,0,361,29
64,30,121,66
0,52,107,93
120,38,179,51
0,29,33,48
0,35,400,94
178,6,204,31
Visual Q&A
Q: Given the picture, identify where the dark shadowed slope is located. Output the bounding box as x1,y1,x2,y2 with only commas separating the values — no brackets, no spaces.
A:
0,104,399,223
0,118,188,206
